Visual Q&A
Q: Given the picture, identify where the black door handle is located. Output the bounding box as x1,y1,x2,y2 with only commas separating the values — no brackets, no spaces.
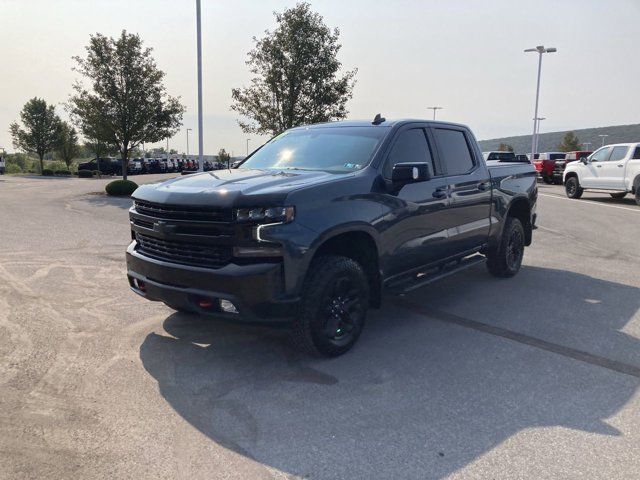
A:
433,189,448,199
477,181,490,191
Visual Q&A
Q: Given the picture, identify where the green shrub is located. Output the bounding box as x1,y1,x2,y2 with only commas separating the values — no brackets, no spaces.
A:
42,169,54,176
105,179,138,196
78,169,93,178
6,164,22,174
47,161,68,171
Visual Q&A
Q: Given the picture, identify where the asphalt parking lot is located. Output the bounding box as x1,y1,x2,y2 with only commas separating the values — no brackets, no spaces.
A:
1,174,639,479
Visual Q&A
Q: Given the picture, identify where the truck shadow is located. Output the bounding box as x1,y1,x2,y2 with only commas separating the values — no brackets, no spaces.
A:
139,266,640,479
78,192,133,210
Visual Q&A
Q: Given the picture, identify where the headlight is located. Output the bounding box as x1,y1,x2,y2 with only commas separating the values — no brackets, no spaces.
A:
235,206,295,224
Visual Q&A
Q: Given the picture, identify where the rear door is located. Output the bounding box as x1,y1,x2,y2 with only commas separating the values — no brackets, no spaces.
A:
431,126,492,255
599,145,628,189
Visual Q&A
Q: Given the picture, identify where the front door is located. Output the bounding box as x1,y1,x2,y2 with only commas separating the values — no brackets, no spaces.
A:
430,126,492,255
599,145,628,190
378,126,451,276
581,146,611,188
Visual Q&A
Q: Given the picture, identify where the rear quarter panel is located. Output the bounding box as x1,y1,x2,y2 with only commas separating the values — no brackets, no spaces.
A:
487,162,538,246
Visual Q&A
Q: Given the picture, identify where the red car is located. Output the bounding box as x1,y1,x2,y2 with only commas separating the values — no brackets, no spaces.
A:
533,152,567,184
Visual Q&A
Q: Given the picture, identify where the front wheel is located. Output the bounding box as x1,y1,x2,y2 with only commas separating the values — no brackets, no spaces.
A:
291,255,369,357
609,192,627,199
487,217,525,278
565,176,583,199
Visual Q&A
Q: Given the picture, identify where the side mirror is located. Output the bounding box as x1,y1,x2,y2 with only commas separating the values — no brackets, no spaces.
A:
391,162,431,186
580,157,589,164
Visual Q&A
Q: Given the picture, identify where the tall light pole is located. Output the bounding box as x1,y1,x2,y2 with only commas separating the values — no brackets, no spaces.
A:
598,134,609,147
427,106,443,120
186,128,192,156
533,117,545,154
196,0,204,172
525,45,557,160
246,138,251,156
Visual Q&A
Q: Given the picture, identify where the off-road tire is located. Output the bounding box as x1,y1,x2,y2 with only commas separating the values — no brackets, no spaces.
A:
291,255,369,357
487,217,525,278
565,176,583,199
542,175,554,185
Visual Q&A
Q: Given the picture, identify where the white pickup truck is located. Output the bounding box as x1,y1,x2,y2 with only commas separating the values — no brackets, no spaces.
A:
0,154,5,174
563,143,640,205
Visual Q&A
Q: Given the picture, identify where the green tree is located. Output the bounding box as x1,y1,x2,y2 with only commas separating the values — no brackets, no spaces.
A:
497,143,514,152
84,139,114,158
69,30,185,180
9,97,63,175
217,148,231,168
231,2,357,136
57,122,80,170
557,131,581,152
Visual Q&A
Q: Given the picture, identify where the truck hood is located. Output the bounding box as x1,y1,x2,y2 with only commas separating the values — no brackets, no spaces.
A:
132,168,342,207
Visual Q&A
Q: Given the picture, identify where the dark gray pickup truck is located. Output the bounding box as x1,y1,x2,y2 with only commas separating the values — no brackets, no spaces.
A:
127,117,537,356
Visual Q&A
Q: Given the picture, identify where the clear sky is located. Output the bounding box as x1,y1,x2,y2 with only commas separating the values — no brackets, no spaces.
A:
1,0,639,155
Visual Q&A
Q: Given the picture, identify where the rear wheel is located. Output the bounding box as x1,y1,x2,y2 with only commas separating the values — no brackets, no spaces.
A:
291,255,369,357
542,175,554,184
565,176,583,199
553,177,563,185
609,192,627,199
487,217,525,278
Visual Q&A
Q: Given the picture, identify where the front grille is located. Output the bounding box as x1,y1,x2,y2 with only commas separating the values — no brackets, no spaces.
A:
135,233,232,269
134,200,232,222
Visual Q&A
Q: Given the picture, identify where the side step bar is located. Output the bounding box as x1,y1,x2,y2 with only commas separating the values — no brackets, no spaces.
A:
387,254,486,295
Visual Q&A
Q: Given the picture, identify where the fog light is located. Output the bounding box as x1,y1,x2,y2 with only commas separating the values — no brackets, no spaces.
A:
220,299,238,314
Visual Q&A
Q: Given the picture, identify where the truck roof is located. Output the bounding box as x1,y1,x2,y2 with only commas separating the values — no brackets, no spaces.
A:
292,119,470,130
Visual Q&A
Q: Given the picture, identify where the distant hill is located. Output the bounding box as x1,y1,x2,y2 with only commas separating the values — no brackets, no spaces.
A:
478,123,640,154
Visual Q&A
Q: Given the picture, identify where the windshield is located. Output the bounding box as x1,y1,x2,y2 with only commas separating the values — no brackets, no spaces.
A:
240,126,388,172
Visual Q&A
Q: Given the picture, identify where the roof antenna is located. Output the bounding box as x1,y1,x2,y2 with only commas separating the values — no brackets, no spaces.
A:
372,113,385,125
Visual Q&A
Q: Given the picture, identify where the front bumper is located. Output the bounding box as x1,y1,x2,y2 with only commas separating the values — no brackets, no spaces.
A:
126,242,298,322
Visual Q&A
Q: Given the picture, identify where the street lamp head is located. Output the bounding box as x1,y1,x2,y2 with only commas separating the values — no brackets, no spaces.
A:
546,47,557,53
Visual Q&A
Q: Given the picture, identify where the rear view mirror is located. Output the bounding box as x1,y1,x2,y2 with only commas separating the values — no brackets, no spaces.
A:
392,162,431,185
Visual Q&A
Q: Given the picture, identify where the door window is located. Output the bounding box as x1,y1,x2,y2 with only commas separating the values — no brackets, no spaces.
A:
433,128,475,175
384,128,434,178
609,146,629,162
590,147,611,162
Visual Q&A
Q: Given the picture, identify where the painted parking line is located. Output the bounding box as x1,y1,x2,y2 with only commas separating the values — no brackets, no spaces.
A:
539,193,640,213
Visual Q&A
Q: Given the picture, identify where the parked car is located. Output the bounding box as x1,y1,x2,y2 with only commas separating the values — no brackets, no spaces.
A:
564,143,640,205
533,152,567,184
130,158,144,175
78,157,120,175
0,154,5,174
126,117,537,356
